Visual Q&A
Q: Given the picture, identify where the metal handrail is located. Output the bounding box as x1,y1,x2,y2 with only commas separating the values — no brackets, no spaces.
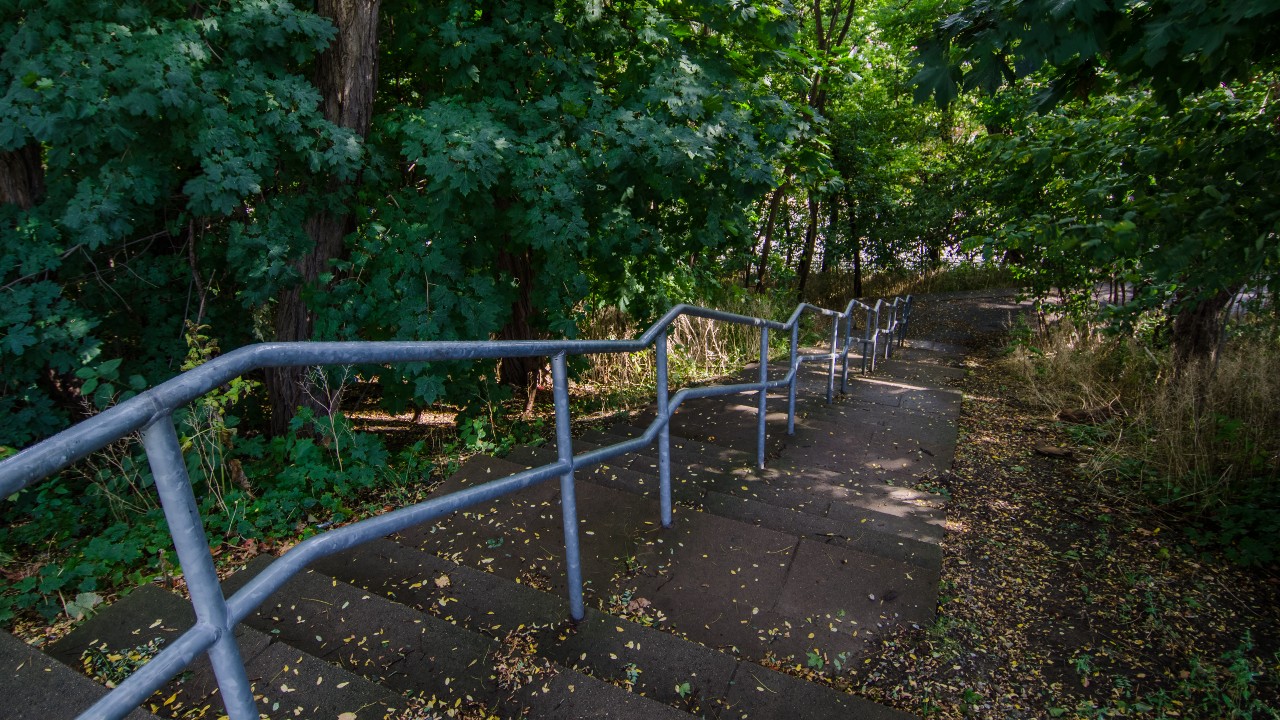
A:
0,295,913,720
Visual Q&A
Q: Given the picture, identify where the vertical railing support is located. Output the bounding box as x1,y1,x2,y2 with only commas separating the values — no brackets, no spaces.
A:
900,295,912,346
655,330,673,528
862,306,874,374
826,314,838,404
884,301,893,361
787,323,799,435
885,301,895,359
870,303,882,372
141,418,257,720
756,327,768,470
551,352,585,622
841,310,853,393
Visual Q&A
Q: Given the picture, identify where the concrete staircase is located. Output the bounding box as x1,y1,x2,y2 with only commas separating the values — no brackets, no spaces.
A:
20,331,968,719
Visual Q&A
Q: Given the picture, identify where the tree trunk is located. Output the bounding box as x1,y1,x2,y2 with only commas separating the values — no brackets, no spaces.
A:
756,186,786,292
820,199,838,273
843,191,861,297
267,0,381,436
496,246,542,415
0,144,44,209
795,197,820,302
783,198,795,269
1170,289,1234,371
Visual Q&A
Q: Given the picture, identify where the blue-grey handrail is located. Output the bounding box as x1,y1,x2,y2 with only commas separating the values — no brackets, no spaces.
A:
0,295,913,720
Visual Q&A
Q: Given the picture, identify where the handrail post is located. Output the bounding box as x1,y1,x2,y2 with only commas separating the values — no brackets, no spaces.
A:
141,418,257,720
787,323,798,435
870,303,881,372
756,327,768,470
551,352,585,621
884,301,894,361
841,310,853,393
885,300,895,359
655,330,673,528
862,306,873,374
826,314,838,404
901,295,912,346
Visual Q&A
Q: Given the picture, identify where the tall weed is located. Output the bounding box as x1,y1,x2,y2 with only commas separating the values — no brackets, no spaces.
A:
806,262,1016,308
1004,320,1280,565
576,291,791,407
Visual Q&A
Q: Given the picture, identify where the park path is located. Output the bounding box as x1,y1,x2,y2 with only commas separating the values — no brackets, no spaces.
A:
12,290,1033,720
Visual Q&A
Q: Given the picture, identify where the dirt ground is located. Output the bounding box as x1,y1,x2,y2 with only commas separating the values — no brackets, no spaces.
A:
849,293,1280,719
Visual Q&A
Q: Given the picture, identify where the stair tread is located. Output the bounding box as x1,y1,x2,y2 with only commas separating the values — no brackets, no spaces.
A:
622,510,936,665
225,556,690,720
700,490,942,570
401,455,936,667
0,631,159,720
504,439,942,570
583,425,949,540
394,455,660,601
48,584,400,719
503,441,706,505
313,537,914,720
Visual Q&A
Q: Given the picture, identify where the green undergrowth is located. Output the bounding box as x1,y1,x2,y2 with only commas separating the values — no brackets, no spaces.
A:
0,408,423,627
0,391,557,633
1003,314,1280,567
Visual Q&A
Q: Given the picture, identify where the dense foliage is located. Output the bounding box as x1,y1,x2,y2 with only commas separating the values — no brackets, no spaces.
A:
0,0,808,446
1,0,353,445
913,0,1280,365
974,77,1280,327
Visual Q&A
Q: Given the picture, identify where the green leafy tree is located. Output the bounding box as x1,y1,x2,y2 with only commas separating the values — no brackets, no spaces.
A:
974,79,1280,363
314,0,805,413
0,0,356,446
1,0,808,441
913,0,1280,109
912,0,1280,365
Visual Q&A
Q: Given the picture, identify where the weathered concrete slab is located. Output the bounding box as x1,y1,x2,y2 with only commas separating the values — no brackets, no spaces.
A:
705,471,945,544
317,539,737,711
223,556,690,720
582,425,753,471
504,441,706,506
0,631,159,720
314,537,903,719
48,584,399,719
701,491,942,570
396,455,662,604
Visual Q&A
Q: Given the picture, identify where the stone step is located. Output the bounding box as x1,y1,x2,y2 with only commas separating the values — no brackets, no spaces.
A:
46,584,401,719
782,400,959,481
312,537,915,720
581,427,947,551
507,438,942,570
579,425,753,473
397,455,936,673
392,455,661,604
223,556,689,719
0,631,159,720
619,507,936,668
698,491,942,571
502,442,706,506
587,417,950,511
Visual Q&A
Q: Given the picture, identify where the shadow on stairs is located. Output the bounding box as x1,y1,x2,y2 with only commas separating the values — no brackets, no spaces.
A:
25,334,970,720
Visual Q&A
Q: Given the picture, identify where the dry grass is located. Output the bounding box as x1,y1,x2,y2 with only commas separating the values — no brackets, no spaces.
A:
575,293,787,406
1004,319,1280,519
806,263,1016,308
